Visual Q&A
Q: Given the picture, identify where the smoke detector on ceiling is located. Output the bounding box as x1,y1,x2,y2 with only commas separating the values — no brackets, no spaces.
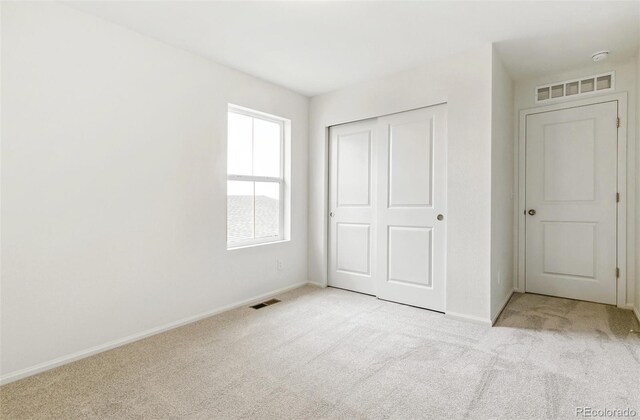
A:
592,51,609,62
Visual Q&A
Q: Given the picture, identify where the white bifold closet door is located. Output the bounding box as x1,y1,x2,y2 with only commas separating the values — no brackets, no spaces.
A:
328,105,447,311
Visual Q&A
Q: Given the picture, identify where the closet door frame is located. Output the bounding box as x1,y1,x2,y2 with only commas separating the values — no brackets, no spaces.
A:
326,103,448,312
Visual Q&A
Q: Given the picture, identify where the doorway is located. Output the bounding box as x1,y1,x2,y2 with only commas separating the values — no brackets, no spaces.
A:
327,105,447,311
522,100,621,304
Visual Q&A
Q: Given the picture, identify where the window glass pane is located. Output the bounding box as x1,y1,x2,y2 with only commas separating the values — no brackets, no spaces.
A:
255,182,280,239
227,180,254,243
253,118,281,177
228,112,253,176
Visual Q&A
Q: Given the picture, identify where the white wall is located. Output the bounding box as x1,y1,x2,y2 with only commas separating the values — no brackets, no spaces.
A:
513,58,638,309
0,2,309,382
636,50,640,319
490,51,515,321
308,45,495,323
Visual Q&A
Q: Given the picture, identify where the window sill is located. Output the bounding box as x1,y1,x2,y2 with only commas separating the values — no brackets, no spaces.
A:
227,239,290,251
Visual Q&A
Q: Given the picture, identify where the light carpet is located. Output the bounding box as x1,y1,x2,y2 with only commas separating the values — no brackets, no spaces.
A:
1,285,639,419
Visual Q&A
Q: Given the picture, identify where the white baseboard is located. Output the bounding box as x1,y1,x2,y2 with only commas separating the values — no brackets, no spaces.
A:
444,311,492,327
307,281,326,288
491,290,515,325
444,290,515,327
634,306,640,324
0,281,309,386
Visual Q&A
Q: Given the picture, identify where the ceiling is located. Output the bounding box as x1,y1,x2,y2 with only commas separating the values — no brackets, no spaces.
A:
66,1,640,97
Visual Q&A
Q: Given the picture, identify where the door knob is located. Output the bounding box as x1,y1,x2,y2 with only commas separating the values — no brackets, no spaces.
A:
528,209,536,216
329,212,335,218
437,214,444,221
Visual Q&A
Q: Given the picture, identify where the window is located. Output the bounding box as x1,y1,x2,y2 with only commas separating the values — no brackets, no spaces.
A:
227,106,286,248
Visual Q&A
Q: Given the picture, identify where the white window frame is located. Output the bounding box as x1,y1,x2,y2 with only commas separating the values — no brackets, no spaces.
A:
227,105,286,249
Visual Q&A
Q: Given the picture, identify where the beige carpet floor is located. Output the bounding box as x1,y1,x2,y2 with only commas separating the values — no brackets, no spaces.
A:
1,285,639,419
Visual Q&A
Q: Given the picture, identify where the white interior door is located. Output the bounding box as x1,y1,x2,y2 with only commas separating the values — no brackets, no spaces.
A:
525,101,618,304
328,119,377,295
376,106,447,311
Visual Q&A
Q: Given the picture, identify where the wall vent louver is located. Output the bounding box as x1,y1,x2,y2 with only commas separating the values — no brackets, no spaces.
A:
535,72,614,104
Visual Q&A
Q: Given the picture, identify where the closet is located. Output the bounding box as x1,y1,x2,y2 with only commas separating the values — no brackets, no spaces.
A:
328,104,447,311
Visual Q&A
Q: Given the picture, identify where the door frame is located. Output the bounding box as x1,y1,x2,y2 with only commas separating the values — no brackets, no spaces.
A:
516,92,631,308
326,103,448,305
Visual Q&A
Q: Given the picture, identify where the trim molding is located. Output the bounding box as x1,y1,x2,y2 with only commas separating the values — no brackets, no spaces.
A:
0,281,309,386
634,306,640,324
444,311,492,327
516,93,631,308
307,281,326,288
446,290,515,327
491,290,515,325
